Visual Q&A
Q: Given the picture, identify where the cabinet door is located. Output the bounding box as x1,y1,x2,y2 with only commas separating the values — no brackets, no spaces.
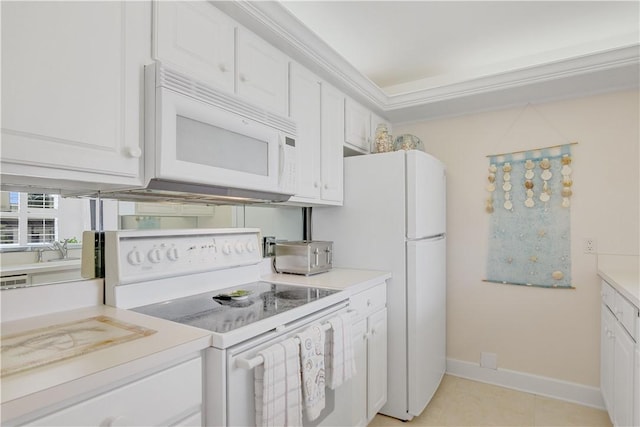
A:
344,98,371,152
237,28,288,116
351,317,368,427
289,63,321,200
320,82,345,203
29,357,202,426
613,321,635,427
1,1,150,188
634,341,639,427
601,305,616,413
154,1,235,92
367,308,388,422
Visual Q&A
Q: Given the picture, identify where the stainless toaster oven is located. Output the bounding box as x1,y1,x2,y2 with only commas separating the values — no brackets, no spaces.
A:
274,241,332,275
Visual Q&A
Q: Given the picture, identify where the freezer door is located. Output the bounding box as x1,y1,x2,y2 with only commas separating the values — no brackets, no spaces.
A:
406,236,446,417
406,150,446,239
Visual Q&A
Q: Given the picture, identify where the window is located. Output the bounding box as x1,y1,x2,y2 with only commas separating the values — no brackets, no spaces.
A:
0,192,59,246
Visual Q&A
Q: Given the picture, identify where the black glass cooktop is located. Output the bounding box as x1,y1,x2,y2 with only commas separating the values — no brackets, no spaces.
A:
131,281,340,333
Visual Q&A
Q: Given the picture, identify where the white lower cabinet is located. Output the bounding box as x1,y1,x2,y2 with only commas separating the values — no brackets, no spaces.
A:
600,280,639,427
351,317,369,427
1,1,151,192
601,306,616,412
25,357,202,427
350,283,388,426
613,320,635,427
367,307,388,421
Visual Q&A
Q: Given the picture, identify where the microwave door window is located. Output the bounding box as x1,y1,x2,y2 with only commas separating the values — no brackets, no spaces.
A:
176,116,268,176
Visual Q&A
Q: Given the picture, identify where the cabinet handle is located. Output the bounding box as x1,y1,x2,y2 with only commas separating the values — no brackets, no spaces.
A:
367,299,372,307
239,73,248,83
607,330,615,339
219,63,228,72
314,182,319,188
127,146,142,158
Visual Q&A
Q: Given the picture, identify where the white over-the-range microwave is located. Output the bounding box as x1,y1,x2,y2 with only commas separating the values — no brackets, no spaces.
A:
104,62,297,204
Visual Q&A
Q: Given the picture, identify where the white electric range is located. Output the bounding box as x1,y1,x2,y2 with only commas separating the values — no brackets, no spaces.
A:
104,228,350,426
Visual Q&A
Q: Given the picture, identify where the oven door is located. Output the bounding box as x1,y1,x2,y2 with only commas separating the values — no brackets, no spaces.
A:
155,86,284,194
222,304,352,427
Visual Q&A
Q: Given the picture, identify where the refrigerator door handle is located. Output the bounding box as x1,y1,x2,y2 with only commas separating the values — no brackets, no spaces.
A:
408,233,446,242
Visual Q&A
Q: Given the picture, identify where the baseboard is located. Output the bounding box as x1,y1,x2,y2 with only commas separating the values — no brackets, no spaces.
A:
446,358,605,410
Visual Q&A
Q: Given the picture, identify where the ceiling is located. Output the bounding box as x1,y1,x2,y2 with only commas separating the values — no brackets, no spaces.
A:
218,1,639,121
281,1,639,94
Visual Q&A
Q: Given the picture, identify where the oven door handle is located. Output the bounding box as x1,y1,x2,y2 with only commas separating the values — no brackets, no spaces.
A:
235,322,333,370
235,312,359,370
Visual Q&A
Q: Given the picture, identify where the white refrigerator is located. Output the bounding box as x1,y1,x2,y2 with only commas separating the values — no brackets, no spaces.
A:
313,149,446,421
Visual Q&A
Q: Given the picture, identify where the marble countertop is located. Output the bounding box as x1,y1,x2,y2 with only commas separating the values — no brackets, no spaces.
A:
598,254,639,308
1,305,212,423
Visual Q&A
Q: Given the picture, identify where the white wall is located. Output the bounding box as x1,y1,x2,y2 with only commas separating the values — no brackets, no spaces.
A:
394,89,639,387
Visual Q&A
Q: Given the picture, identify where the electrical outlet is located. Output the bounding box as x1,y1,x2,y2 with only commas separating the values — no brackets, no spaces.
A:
480,352,497,370
584,238,597,254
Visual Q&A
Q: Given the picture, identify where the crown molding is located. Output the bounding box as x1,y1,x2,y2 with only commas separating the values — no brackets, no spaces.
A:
384,45,640,110
213,1,639,121
213,1,388,110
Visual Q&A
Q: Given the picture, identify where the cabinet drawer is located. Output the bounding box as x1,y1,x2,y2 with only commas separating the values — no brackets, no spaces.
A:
614,292,639,341
350,283,386,318
601,280,616,311
30,357,202,426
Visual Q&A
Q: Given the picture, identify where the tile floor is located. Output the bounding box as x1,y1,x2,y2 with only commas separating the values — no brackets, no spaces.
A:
368,374,612,427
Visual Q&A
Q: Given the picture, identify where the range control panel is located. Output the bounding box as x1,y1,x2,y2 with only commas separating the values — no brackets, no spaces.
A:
105,228,262,285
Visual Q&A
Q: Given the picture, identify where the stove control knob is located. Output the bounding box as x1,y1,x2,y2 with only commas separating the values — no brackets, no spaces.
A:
166,246,179,261
126,249,143,266
222,243,232,255
148,248,163,263
235,242,245,254
246,241,257,253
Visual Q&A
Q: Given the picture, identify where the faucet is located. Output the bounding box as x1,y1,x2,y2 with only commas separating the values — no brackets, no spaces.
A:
36,248,46,263
52,239,69,260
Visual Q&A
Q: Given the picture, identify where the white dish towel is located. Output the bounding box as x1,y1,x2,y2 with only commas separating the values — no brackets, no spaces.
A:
326,313,356,389
296,324,326,421
254,338,303,427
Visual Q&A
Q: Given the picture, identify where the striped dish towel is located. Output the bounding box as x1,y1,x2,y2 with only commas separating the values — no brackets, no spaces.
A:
326,313,356,389
254,338,303,426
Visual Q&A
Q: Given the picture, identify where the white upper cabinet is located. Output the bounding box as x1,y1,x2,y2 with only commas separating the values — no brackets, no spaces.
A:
288,63,343,206
320,83,345,203
344,97,372,153
1,1,151,192
236,28,289,116
154,1,235,92
154,2,288,116
289,63,322,201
